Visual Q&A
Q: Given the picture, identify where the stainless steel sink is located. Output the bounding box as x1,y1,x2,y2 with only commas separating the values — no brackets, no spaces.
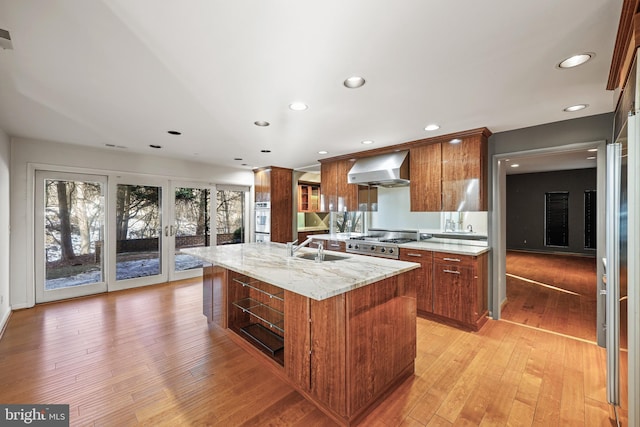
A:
296,253,350,262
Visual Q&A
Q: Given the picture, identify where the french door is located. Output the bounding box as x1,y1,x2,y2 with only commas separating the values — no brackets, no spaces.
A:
36,172,245,301
35,171,108,303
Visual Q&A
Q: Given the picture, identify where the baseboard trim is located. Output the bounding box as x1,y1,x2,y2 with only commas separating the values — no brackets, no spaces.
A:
0,308,12,341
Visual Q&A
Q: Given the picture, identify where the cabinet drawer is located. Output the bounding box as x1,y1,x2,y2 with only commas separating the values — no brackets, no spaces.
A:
433,251,475,268
311,239,345,252
399,248,433,260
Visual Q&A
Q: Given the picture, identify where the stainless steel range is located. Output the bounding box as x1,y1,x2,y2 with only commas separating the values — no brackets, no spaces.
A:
345,229,417,259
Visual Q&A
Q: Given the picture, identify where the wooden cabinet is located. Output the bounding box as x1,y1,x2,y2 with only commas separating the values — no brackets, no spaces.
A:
254,168,271,203
410,143,442,211
441,135,487,211
205,265,417,426
298,183,320,212
399,248,433,314
320,159,360,212
431,251,488,331
254,166,293,243
409,129,489,212
286,273,416,423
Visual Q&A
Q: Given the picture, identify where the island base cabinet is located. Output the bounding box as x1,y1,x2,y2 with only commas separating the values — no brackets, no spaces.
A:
286,273,417,425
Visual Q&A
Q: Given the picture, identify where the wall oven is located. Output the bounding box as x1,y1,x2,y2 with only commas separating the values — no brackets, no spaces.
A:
255,201,271,234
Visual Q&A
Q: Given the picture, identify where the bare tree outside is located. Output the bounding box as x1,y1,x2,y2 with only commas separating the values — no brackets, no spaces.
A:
216,190,244,244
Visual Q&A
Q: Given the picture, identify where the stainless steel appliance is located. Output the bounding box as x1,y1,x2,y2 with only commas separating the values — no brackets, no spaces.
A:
255,201,271,243
345,229,416,259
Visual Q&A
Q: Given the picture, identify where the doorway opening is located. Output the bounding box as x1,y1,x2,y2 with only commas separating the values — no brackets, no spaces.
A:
491,141,606,344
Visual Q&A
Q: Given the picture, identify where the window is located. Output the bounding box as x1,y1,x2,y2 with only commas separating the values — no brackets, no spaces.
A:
584,190,596,249
545,192,569,247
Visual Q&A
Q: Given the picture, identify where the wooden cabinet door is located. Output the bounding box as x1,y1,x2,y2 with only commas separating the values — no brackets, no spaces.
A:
433,262,474,324
399,248,433,313
253,168,271,202
410,143,442,211
337,159,359,212
285,291,312,392
320,161,337,211
441,135,487,211
269,167,293,243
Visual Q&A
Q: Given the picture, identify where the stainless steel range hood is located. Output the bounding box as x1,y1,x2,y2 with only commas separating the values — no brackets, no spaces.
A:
347,150,410,187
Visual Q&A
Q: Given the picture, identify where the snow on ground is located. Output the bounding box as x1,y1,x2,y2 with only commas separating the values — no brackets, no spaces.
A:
45,254,207,290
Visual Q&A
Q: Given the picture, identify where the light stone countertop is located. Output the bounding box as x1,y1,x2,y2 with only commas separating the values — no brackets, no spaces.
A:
182,242,420,301
308,233,491,256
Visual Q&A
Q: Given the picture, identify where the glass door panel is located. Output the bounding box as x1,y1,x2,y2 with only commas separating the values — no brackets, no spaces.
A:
114,183,163,281
216,189,246,245
171,185,212,278
35,171,107,303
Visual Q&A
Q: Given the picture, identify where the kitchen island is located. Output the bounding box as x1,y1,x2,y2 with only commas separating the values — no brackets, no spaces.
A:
183,243,420,426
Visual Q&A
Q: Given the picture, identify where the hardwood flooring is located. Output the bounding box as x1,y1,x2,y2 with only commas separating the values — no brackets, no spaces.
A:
0,278,627,426
502,250,598,343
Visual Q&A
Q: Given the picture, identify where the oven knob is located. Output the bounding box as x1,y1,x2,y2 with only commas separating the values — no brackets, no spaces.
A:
347,244,352,249
370,246,376,251
354,244,359,250
380,248,386,253
388,248,394,254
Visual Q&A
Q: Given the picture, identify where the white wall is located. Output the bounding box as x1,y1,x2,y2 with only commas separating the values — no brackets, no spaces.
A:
369,186,488,234
0,128,10,332
10,137,253,309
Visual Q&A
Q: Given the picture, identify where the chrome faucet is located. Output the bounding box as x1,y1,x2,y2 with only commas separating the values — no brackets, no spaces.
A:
316,242,324,262
467,224,473,233
287,237,315,257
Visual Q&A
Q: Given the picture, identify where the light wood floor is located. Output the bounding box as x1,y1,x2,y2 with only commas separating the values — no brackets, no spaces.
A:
502,251,598,343
0,278,627,426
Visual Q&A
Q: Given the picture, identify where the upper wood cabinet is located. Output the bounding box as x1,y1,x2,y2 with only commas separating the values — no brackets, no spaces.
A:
254,168,271,203
320,159,358,212
320,159,376,212
253,166,293,243
441,134,487,211
410,131,488,212
410,142,442,211
298,183,320,212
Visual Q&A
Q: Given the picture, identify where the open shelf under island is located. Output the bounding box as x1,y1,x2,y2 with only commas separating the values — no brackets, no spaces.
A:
184,242,420,427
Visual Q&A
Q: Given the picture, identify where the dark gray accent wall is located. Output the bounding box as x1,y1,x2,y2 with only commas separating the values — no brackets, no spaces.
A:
490,113,614,156
506,168,597,255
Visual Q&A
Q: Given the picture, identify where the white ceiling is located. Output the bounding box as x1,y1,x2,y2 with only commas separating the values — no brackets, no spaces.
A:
0,0,622,173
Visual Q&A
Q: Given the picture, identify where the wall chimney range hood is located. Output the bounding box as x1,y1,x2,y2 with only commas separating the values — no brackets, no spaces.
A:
347,150,410,187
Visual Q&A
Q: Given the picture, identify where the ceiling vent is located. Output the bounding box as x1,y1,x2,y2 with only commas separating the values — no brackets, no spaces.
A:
0,29,13,50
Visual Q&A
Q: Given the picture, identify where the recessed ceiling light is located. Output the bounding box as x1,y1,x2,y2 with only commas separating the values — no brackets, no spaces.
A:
167,130,182,135
105,144,116,147
234,157,243,161
510,164,520,168
241,163,249,166
254,120,270,127
361,140,374,145
587,156,597,160
261,149,271,153
318,150,328,155
289,102,308,111
564,104,588,112
149,144,162,149
588,148,598,152
344,76,366,89
449,138,462,144
424,124,440,131
557,53,594,69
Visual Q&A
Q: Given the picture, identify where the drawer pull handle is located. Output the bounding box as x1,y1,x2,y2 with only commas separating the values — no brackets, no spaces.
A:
407,253,422,257
443,269,460,275
443,257,461,262
330,243,340,248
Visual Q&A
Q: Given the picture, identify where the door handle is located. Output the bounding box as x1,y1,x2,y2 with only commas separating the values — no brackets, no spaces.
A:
164,226,169,237
170,225,175,236
443,269,460,275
